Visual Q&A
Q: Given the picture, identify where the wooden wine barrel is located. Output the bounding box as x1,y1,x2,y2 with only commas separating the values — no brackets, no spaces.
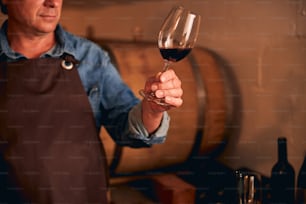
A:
97,41,234,175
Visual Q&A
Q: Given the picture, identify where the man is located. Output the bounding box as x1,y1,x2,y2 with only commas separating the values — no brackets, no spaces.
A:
0,0,183,203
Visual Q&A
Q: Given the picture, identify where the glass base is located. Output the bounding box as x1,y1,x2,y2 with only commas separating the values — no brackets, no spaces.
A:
139,89,170,106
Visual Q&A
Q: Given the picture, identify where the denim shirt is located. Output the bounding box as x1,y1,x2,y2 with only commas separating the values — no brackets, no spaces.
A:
0,21,169,146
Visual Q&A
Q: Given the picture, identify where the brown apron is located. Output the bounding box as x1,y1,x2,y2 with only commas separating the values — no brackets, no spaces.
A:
0,55,108,203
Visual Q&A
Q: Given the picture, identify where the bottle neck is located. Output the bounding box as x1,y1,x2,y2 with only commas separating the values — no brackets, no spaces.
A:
278,138,288,162
300,154,306,174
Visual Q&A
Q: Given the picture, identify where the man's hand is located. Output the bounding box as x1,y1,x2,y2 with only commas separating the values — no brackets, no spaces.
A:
141,69,183,133
143,69,183,111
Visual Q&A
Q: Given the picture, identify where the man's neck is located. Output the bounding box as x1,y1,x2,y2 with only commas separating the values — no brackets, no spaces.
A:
7,29,56,59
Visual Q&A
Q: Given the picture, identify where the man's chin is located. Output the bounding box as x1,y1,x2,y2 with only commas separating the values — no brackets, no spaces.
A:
35,24,58,35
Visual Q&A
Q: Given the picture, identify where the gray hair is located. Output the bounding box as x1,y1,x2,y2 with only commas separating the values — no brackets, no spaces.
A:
0,0,7,15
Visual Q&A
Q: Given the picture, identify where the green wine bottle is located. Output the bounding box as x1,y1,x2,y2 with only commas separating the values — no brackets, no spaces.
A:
270,137,295,204
296,152,306,204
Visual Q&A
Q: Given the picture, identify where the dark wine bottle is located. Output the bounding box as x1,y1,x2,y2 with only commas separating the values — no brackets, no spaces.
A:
296,153,306,204
270,137,295,204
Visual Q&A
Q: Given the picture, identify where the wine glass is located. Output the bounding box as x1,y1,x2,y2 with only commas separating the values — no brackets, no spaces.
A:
139,6,201,106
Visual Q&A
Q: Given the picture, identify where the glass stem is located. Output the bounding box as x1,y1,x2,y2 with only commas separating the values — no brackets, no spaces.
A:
162,60,171,72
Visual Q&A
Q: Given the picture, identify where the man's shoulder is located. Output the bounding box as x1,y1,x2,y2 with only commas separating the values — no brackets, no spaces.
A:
58,26,107,59
61,28,100,49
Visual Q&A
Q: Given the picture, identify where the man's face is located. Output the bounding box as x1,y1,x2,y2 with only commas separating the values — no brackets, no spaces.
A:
3,0,63,35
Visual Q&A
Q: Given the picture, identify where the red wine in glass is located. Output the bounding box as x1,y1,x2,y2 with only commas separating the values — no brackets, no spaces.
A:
159,48,192,62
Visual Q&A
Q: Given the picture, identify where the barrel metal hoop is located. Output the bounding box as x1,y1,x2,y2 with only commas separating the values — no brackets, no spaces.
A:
186,52,206,160
109,145,122,176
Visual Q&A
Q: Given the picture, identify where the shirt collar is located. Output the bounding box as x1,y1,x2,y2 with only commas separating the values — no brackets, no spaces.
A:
0,20,76,60
0,20,22,60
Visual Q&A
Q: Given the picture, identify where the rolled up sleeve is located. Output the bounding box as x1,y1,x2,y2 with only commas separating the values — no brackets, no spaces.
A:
128,102,170,145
